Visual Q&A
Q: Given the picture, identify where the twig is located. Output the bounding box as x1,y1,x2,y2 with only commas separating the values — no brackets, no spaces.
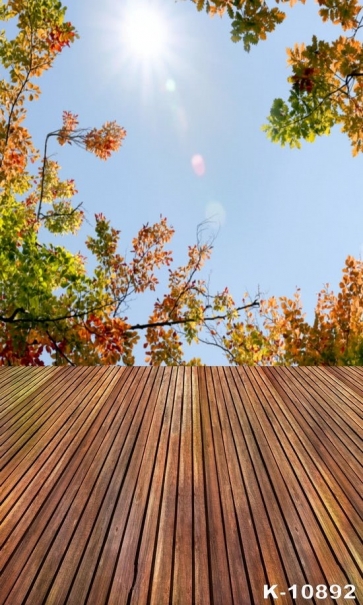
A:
45,330,75,366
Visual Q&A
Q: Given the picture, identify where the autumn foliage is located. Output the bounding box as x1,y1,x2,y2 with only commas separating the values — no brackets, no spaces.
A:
192,0,363,155
0,0,261,366
216,256,363,366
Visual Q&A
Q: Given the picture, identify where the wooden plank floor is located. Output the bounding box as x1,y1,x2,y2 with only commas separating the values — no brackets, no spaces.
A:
0,367,362,605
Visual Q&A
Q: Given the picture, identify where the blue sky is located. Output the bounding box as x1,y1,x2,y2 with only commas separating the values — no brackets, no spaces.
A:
27,0,363,364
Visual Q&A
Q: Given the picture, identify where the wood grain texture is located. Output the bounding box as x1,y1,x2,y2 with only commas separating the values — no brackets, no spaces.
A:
0,367,362,605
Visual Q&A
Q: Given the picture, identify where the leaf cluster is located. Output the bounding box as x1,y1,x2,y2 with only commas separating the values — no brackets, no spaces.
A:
218,256,363,365
189,0,363,153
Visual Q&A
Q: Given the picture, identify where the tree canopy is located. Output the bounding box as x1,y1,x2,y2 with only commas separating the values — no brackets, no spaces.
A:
0,0,262,366
192,0,363,154
213,256,363,366
0,0,362,366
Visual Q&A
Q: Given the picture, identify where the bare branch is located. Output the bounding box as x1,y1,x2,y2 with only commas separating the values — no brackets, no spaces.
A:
129,300,260,331
197,334,237,363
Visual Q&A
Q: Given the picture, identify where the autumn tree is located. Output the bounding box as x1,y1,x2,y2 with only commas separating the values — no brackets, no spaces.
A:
191,0,363,155
207,255,363,366
0,0,259,366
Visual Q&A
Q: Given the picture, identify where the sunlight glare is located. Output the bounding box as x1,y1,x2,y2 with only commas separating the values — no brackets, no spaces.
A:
122,7,168,60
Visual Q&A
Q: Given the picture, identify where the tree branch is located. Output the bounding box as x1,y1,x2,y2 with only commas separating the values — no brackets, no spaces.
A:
0,300,260,330
128,300,260,331
38,201,84,221
197,333,237,363
288,79,350,130
37,131,55,219
0,13,36,169
45,330,75,366
0,307,28,322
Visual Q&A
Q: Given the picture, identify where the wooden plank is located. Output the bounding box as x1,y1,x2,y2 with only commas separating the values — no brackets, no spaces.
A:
316,367,363,416
1,367,91,500
0,367,23,389
296,367,363,453
108,367,175,605
21,367,139,605
271,367,362,481
148,367,183,605
224,367,311,605
198,367,235,604
0,367,42,395
128,367,178,605
43,367,149,605
209,368,265,604
190,367,210,605
0,367,124,602
0,366,58,422
260,372,361,527
0,366,361,605
171,366,193,605
262,366,362,520
83,368,165,605
208,367,255,605
326,366,363,401
260,367,362,601
0,366,77,454
233,366,335,605
38,366,165,604
0,367,59,397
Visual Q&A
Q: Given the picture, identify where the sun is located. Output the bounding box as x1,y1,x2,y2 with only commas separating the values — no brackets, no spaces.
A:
95,1,184,102
122,7,168,61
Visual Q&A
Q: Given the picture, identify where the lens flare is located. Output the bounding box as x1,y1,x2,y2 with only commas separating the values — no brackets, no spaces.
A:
165,78,176,92
191,154,205,177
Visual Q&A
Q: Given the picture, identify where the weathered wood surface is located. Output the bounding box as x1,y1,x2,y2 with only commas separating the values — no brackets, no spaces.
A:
0,366,362,604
